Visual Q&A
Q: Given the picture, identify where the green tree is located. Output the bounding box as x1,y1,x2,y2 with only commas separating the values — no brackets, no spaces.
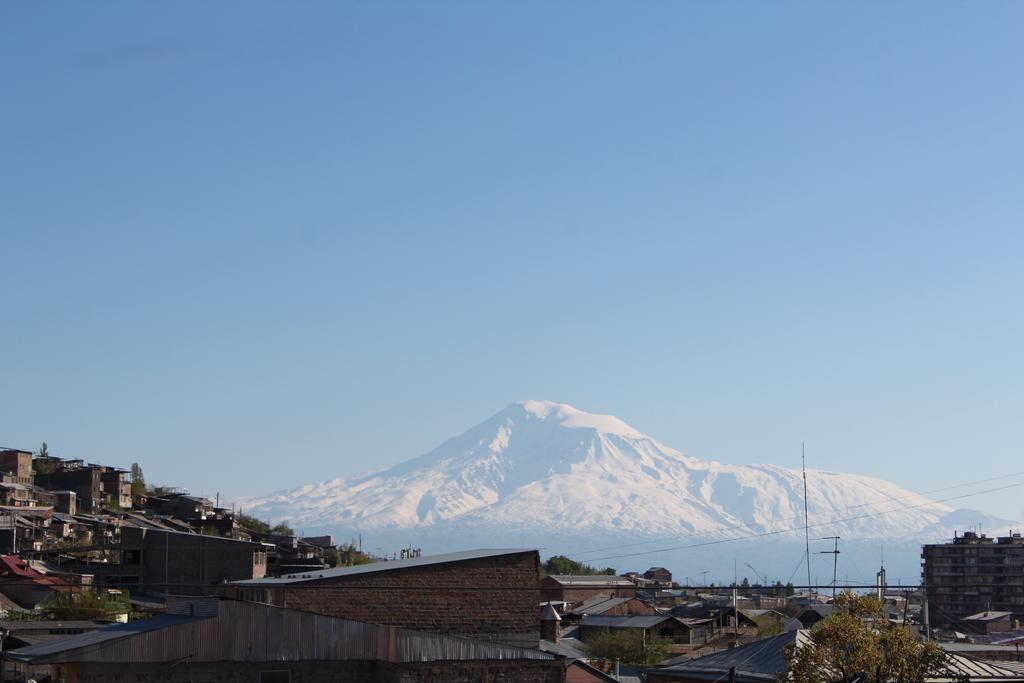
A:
236,513,270,534
786,591,951,683
33,442,58,475
338,541,375,566
323,547,340,568
130,463,147,497
41,590,130,621
741,577,750,588
270,522,294,536
584,629,669,666
542,555,616,576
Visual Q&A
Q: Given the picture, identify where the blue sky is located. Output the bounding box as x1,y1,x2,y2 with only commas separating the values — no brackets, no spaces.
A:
2,2,1023,522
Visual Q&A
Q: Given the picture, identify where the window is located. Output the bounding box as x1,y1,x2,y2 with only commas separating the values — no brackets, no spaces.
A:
259,672,290,683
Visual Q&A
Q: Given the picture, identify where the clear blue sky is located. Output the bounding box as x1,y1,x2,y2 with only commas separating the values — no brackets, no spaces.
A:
3,2,1023,521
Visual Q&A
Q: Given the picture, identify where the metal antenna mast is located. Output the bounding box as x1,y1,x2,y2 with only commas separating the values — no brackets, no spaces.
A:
818,536,841,599
802,444,812,592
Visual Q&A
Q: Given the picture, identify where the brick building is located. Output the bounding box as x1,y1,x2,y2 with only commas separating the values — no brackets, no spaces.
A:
643,566,673,586
922,532,1024,626
230,548,541,646
0,449,34,485
540,575,637,605
34,460,131,513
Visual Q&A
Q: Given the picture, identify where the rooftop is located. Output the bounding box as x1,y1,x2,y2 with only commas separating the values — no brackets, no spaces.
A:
544,574,635,587
580,615,682,629
233,548,535,586
963,611,1014,622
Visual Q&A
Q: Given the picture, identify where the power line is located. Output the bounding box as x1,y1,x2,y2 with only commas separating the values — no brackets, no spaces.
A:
565,468,1024,561
574,479,1024,564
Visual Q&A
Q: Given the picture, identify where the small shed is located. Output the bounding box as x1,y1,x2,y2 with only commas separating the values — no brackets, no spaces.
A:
579,615,709,646
962,611,1015,635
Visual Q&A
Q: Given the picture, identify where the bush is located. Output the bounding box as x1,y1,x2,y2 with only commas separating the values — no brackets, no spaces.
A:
542,555,616,576
584,629,669,665
40,590,130,621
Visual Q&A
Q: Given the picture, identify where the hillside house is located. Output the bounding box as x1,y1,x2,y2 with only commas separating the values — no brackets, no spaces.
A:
644,566,673,586
0,449,34,485
962,611,1016,635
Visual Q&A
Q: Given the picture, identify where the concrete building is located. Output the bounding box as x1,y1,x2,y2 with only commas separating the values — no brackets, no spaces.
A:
230,548,542,646
922,532,1024,625
68,527,267,594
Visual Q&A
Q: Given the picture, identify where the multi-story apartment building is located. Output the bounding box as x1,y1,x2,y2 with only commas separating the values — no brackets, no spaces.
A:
922,531,1024,626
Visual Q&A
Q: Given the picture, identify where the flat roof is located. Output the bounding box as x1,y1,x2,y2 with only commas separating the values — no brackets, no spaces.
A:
232,548,535,586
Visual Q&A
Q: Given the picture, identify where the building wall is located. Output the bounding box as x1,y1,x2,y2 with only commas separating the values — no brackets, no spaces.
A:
77,528,266,593
36,469,101,512
135,528,266,592
0,451,33,484
566,662,614,682
540,578,636,604
266,551,540,643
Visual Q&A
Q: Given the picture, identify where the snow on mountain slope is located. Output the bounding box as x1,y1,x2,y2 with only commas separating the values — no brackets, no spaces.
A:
242,400,952,541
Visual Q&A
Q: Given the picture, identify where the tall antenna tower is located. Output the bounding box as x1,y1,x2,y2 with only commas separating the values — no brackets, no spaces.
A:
818,536,840,599
802,443,812,592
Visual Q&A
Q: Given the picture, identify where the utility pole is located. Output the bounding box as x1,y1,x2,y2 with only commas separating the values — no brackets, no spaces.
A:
802,444,812,592
923,590,931,640
818,536,840,599
732,586,739,636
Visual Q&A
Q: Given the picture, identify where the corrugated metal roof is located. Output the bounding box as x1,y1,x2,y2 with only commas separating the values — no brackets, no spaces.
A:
6,599,557,665
964,611,1015,621
580,615,681,629
4,614,205,662
940,654,1024,680
539,636,588,659
571,596,631,615
652,630,802,681
233,548,535,586
654,631,1024,682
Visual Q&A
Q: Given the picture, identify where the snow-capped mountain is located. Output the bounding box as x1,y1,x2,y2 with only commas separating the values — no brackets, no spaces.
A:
243,400,956,542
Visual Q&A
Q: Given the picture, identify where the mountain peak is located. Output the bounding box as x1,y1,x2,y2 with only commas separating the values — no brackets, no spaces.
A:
506,400,644,439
